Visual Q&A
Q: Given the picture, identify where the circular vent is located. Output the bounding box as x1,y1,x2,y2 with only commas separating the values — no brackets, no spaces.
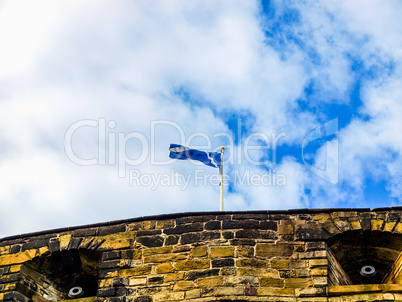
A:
68,286,84,299
360,265,376,277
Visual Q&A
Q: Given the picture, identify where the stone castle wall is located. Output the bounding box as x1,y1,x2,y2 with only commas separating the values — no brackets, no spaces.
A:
1,208,402,301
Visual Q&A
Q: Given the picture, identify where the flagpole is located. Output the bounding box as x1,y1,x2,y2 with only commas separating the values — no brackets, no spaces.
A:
220,146,225,211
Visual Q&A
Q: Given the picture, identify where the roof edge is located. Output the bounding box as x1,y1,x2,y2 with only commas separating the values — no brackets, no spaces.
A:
3,207,399,242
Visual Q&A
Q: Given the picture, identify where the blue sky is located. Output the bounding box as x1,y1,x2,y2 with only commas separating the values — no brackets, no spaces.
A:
1,0,402,237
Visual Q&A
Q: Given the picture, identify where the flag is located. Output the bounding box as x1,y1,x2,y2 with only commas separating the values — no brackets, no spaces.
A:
169,144,222,168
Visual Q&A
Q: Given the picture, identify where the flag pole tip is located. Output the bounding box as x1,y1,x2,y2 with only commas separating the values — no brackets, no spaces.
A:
221,146,225,152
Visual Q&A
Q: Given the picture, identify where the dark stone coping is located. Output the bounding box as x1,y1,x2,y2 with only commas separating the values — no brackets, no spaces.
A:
2,207,400,243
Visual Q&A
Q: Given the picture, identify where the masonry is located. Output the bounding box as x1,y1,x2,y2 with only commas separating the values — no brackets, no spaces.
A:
1,208,402,301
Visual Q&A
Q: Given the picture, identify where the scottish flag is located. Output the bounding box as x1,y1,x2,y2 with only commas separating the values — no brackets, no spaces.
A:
169,144,222,168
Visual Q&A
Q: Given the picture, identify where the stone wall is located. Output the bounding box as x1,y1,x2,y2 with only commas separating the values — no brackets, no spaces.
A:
0,208,402,301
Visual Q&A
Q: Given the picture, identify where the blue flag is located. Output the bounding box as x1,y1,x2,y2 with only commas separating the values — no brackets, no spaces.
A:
169,144,222,168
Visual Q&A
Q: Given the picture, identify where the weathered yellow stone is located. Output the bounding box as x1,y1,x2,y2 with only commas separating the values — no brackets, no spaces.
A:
156,219,175,229
394,223,402,234
328,284,382,295
9,264,22,273
256,243,293,258
210,246,235,258
4,283,16,291
312,213,331,222
372,219,384,231
59,234,72,250
99,278,113,288
0,246,9,255
203,286,243,297
173,280,195,291
349,220,362,230
237,246,254,257
197,276,223,288
119,266,152,277
132,249,142,260
176,259,210,271
313,276,327,287
299,252,314,259
311,268,328,276
191,245,208,257
156,263,174,274
384,221,397,232
38,245,50,256
289,260,307,269
104,270,118,278
309,259,328,268
285,278,313,288
237,268,280,278
165,272,185,282
279,224,294,235
223,276,259,287
185,289,202,299
144,253,187,263
295,287,326,298
260,277,284,287
271,260,290,269
143,246,172,256
0,249,36,266
154,291,185,302
129,277,147,286
127,220,156,231
314,250,326,258
257,287,295,296
99,232,134,250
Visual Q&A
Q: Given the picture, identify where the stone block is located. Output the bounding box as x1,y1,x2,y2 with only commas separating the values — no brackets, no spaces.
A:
191,245,208,257
236,258,269,268
165,272,185,282
176,259,210,271
271,259,290,269
99,232,134,250
222,220,259,229
256,243,293,258
279,224,294,235
185,269,220,280
156,263,174,274
309,259,328,268
143,246,172,256
164,223,203,235
185,289,202,299
137,236,164,247
210,246,235,258
204,221,221,230
211,258,234,267
197,276,223,288
119,266,152,277
257,287,295,296
238,267,280,278
260,277,284,287
284,277,313,288
173,280,195,291
305,242,326,251
153,291,185,302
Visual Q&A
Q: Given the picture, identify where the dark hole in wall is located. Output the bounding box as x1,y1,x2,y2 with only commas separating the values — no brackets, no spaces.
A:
327,230,402,285
18,249,102,301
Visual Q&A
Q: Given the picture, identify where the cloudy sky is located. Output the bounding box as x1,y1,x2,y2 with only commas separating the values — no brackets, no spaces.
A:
1,0,402,237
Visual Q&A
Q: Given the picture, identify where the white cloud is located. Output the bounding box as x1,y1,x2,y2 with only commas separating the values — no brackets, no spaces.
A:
1,0,402,237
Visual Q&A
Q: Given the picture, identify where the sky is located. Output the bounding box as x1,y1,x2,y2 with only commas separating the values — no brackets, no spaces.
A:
1,0,402,238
